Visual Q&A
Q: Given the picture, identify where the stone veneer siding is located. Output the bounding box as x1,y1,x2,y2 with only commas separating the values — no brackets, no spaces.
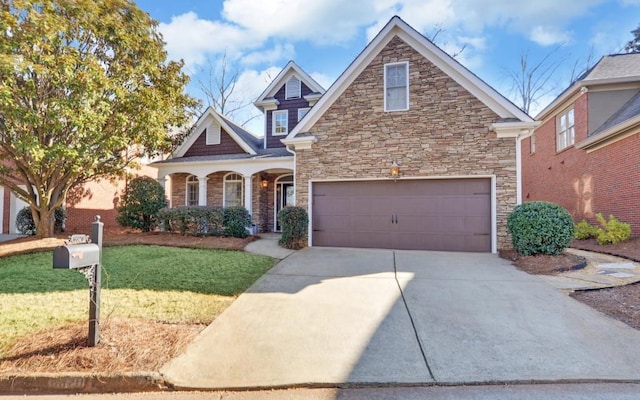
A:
294,36,518,250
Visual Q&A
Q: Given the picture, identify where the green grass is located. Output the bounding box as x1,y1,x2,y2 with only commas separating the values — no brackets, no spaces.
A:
0,245,275,352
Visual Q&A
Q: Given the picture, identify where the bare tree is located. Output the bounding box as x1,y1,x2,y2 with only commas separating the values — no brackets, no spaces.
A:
508,46,564,115
198,51,260,126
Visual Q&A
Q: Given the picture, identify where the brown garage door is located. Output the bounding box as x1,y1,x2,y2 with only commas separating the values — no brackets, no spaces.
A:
312,179,491,252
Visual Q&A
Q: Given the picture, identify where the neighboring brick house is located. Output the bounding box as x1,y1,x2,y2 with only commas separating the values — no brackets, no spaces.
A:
522,53,640,235
1,164,157,234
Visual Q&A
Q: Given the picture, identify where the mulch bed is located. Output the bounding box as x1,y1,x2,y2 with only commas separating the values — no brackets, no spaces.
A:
571,237,640,262
499,250,586,275
572,283,640,331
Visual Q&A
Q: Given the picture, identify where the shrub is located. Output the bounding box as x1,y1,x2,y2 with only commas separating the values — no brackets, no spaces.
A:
223,206,252,238
116,176,167,232
595,213,631,245
507,201,574,256
574,220,599,240
158,206,224,236
278,206,308,250
16,206,66,235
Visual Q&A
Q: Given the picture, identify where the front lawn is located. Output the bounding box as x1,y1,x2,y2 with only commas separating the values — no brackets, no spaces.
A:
0,245,275,354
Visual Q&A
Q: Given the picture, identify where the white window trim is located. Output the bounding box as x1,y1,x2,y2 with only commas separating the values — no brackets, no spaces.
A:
272,110,288,136
223,172,244,208
298,107,310,122
530,132,536,154
285,76,301,99
205,123,221,145
556,108,575,152
185,175,199,206
384,61,409,112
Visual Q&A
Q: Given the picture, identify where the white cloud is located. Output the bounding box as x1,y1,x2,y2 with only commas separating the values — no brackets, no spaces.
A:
530,26,572,46
309,72,335,91
222,0,380,45
158,12,258,69
241,43,296,66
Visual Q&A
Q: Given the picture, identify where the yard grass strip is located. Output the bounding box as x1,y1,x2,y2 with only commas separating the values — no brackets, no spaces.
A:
0,245,275,353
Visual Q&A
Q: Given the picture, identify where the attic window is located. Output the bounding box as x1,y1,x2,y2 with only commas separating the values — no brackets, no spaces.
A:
206,123,221,145
285,76,301,99
384,62,409,111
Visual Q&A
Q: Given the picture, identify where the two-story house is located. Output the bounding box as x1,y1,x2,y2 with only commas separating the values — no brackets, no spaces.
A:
522,53,640,234
156,16,537,253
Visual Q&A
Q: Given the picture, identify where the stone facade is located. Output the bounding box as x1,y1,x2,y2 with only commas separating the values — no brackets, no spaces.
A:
294,36,518,250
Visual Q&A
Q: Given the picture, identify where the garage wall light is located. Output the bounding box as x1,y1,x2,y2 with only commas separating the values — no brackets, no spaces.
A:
261,179,269,188
390,161,401,179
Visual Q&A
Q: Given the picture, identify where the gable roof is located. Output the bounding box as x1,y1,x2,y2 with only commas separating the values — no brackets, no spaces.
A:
173,107,260,157
287,16,532,139
537,53,640,120
254,60,325,111
591,91,640,137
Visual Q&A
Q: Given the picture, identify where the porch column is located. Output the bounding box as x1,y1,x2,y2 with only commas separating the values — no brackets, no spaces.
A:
197,176,208,206
243,174,253,215
157,175,169,207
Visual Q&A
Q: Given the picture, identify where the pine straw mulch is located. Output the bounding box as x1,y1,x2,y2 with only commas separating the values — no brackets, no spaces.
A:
499,250,587,275
0,318,203,374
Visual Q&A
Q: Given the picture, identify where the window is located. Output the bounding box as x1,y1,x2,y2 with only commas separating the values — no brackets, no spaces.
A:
556,108,575,151
285,76,301,99
272,110,288,136
298,107,310,122
206,122,221,145
224,173,244,207
186,175,199,206
530,132,536,154
384,62,409,111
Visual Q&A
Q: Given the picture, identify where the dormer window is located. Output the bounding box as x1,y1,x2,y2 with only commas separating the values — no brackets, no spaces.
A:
285,76,301,99
205,122,221,145
384,62,409,111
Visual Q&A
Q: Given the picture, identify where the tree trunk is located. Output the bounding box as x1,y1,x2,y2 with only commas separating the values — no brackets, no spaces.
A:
34,207,55,238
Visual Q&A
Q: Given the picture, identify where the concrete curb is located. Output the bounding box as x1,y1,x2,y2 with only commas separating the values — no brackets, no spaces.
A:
0,372,169,394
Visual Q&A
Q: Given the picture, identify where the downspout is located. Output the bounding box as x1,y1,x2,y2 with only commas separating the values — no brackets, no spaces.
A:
516,135,522,205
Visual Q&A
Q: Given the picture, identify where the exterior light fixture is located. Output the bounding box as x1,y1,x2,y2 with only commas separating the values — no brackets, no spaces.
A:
390,161,400,179
261,179,269,188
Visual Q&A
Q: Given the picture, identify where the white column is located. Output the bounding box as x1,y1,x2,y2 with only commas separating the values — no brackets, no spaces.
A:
243,174,253,215
157,175,167,190
197,176,208,206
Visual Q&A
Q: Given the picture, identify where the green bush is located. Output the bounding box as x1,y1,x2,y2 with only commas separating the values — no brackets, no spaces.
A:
158,206,224,236
223,206,252,238
507,201,574,256
278,206,308,250
595,213,631,245
16,206,66,235
574,220,599,240
116,176,167,232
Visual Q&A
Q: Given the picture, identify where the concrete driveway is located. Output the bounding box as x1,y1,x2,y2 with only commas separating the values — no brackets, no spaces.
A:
161,247,640,389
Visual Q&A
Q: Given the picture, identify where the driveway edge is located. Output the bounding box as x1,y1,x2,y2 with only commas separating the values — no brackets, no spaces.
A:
0,372,169,394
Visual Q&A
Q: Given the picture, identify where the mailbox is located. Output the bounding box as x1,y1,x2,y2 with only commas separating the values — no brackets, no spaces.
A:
53,243,100,269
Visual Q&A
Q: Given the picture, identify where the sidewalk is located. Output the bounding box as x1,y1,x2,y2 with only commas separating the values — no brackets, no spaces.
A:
537,248,640,291
244,233,296,259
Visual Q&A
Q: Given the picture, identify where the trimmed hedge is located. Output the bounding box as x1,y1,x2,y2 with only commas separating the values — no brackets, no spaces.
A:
16,206,66,235
158,206,251,238
278,206,308,250
507,201,574,256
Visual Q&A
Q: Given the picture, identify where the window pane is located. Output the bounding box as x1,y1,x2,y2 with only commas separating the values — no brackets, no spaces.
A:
567,109,574,127
225,182,242,207
387,87,407,110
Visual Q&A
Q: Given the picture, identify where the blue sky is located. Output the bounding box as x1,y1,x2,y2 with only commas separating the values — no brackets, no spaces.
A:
135,0,640,135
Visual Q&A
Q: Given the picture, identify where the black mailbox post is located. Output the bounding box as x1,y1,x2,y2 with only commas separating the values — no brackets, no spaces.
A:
53,216,103,347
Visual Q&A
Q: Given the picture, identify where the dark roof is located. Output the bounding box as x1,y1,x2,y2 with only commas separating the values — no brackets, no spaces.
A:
590,91,640,136
153,147,292,165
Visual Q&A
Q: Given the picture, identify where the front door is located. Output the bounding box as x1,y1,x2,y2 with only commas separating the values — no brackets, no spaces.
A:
276,177,295,231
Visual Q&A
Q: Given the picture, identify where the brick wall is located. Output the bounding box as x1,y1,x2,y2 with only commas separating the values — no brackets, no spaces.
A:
523,92,640,235
295,36,518,250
